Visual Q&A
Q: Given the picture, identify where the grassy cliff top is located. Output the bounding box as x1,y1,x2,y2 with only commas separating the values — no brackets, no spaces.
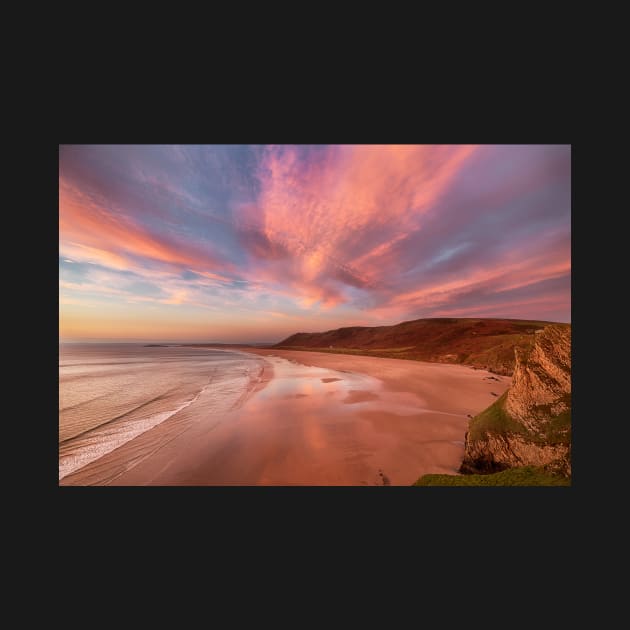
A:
414,466,570,486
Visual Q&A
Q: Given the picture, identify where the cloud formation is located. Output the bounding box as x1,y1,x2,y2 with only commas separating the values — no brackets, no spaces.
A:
59,144,571,340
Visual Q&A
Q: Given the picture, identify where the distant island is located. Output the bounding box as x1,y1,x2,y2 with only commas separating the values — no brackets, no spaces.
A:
59,144,571,487
64,317,571,486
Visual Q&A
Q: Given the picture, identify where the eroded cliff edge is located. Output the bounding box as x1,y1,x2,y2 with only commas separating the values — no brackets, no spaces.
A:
459,324,571,478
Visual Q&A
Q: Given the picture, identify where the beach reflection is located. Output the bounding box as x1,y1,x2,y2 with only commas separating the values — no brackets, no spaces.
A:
216,355,470,485
252,356,382,405
66,352,503,486
241,355,467,424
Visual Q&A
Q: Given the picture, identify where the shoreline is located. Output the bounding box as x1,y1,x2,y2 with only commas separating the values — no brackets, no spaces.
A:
63,348,510,486
59,351,274,486
243,348,507,410
184,343,515,376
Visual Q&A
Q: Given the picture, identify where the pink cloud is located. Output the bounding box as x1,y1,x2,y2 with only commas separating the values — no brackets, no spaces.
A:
59,179,233,276
236,145,478,308
233,145,570,321
60,145,571,329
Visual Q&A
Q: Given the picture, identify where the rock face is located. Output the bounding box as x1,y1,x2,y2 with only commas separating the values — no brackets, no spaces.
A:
461,434,570,476
505,325,571,431
460,324,571,477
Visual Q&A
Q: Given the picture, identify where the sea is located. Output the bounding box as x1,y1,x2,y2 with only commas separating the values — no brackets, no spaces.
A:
58,343,265,481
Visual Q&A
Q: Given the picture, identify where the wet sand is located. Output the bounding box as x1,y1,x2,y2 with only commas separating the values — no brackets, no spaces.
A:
61,349,510,486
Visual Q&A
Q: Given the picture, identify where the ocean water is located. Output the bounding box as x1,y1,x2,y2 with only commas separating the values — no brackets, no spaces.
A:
59,344,264,481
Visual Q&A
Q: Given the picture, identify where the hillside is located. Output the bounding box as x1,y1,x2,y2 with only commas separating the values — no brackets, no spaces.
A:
459,324,571,476
415,325,571,486
415,324,571,485
276,317,563,375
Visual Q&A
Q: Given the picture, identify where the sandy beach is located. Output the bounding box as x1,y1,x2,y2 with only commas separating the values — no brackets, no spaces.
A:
60,349,510,486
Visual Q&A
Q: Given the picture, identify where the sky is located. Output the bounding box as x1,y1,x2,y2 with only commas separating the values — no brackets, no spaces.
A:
59,144,571,342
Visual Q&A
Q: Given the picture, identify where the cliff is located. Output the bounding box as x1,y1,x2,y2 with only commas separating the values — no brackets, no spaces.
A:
459,324,571,477
277,317,556,375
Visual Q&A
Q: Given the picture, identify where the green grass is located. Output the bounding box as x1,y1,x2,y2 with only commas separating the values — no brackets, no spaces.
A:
414,466,570,486
467,391,571,446
467,391,524,440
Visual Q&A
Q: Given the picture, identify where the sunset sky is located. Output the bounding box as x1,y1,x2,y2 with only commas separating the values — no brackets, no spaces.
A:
59,145,571,342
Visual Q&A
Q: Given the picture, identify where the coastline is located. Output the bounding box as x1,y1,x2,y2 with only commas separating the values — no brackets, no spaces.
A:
59,353,274,486
63,348,510,486
245,348,508,414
